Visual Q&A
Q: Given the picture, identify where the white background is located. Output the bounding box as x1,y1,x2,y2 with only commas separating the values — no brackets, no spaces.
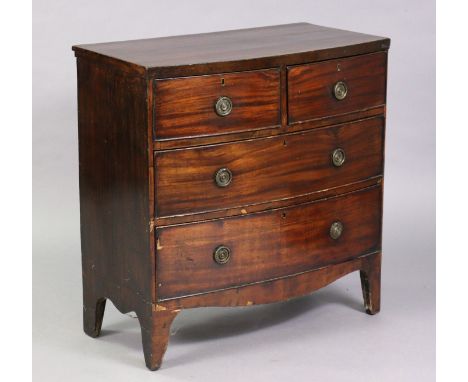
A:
31,1,436,381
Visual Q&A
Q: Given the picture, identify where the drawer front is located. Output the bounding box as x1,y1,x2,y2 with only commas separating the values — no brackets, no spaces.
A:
288,52,387,124
156,186,382,300
153,69,280,140
155,117,384,217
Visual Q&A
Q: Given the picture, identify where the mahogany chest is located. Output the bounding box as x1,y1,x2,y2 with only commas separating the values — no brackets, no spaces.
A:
73,23,390,370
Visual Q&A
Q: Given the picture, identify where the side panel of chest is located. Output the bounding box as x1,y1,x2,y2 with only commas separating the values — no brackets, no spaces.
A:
77,58,153,312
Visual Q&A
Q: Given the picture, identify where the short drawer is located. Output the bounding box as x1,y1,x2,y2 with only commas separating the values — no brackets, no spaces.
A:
156,186,382,300
288,52,387,124
155,117,384,217
153,69,280,140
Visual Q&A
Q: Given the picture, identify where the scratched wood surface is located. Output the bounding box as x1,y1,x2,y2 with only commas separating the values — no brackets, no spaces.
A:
152,106,385,151
156,186,382,300
157,252,381,311
155,117,384,217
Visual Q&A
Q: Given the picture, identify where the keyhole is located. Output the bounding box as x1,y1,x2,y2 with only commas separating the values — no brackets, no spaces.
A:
221,78,225,86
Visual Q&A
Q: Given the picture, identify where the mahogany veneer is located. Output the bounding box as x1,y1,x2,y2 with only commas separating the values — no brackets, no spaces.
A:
73,22,390,370
154,69,281,139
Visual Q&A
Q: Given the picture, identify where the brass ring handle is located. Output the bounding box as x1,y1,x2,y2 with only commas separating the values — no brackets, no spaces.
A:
215,96,233,116
214,167,232,187
333,81,348,100
213,245,231,265
331,148,346,167
329,221,344,240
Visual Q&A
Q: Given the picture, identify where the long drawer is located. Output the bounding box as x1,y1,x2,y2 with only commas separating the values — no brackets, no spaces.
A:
154,117,384,217
156,185,382,300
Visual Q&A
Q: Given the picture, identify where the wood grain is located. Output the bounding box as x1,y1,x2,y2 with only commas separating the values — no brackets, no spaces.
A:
157,252,380,310
138,309,180,370
73,23,390,78
154,69,280,140
360,251,382,314
156,186,382,300
152,106,385,150
155,176,382,227
155,117,384,217
77,58,153,334
288,52,387,123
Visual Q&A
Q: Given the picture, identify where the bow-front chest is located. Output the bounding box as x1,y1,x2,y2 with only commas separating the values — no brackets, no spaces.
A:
73,23,390,370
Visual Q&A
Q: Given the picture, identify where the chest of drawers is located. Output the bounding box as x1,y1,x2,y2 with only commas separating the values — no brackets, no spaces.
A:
73,23,390,370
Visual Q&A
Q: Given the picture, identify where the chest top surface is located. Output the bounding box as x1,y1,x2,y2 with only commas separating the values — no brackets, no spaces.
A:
72,23,390,77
